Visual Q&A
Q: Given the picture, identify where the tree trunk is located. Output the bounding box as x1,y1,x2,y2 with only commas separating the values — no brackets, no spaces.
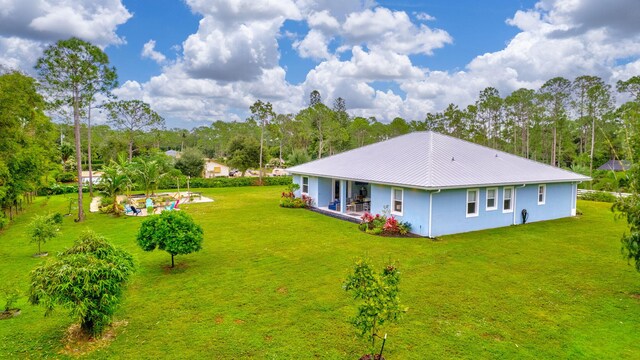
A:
74,90,85,222
128,136,134,162
171,254,175,268
551,125,557,166
87,106,94,197
259,120,264,186
590,116,596,177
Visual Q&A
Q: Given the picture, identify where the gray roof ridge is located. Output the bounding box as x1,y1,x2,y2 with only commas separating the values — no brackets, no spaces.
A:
431,131,590,180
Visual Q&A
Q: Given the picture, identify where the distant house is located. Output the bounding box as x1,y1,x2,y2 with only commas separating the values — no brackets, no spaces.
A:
597,160,631,171
287,131,590,237
81,171,103,184
203,159,230,178
165,150,179,158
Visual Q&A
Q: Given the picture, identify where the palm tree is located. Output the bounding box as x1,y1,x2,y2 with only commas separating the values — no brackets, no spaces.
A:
99,165,129,215
133,158,163,198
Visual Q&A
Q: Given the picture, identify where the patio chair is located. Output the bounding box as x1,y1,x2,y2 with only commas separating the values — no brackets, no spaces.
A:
130,205,141,215
164,201,176,211
124,205,134,215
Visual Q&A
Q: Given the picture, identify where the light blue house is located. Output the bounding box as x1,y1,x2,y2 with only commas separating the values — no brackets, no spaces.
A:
287,131,590,237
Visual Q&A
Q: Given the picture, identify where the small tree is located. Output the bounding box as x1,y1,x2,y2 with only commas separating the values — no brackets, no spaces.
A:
136,211,204,268
28,231,135,337
28,214,60,255
344,258,405,357
99,164,129,215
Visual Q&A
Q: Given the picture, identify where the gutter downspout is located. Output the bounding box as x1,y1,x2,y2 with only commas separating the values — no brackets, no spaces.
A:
514,184,526,225
428,189,441,238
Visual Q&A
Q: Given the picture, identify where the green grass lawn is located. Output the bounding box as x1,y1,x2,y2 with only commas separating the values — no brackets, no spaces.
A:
1,186,639,359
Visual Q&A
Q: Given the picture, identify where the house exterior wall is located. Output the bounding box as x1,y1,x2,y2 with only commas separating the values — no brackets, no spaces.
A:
203,161,229,178
430,183,576,237
370,184,430,236
292,173,578,237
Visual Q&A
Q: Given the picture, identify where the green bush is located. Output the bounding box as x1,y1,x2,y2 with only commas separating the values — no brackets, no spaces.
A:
579,191,617,203
55,172,75,183
28,231,135,337
36,183,88,196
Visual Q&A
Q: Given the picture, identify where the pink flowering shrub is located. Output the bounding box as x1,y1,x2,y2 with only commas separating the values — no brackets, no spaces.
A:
359,212,411,236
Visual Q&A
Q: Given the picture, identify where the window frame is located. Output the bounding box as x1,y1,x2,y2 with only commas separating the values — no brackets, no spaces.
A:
466,189,479,218
502,186,514,213
486,187,498,211
302,176,309,195
390,188,404,216
538,184,546,205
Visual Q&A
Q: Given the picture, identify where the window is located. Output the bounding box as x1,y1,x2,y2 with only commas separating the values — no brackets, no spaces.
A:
467,189,479,217
302,176,309,194
486,188,497,211
538,184,546,205
503,187,513,213
391,188,403,215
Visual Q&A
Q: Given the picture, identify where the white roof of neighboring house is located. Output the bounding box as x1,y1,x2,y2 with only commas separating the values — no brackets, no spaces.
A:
81,171,103,177
287,131,591,190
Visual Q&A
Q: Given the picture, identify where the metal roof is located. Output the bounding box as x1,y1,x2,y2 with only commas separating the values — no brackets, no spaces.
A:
287,131,591,189
597,159,631,171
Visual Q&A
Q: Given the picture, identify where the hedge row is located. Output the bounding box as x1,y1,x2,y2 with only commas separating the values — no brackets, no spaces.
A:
37,176,293,196
157,175,292,189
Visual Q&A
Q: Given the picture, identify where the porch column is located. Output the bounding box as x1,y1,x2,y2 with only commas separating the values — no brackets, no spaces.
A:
340,179,347,213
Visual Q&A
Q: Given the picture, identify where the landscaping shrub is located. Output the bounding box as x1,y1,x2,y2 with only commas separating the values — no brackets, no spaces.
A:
158,175,292,190
36,183,88,196
360,212,412,236
55,172,75,183
279,183,313,208
28,231,135,337
579,191,617,203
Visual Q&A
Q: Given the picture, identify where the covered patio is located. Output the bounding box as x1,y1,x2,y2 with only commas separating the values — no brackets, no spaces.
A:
313,177,371,218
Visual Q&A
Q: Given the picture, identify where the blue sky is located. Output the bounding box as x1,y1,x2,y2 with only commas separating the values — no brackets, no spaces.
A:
0,0,639,128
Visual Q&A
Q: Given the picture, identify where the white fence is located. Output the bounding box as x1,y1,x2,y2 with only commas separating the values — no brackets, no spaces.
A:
577,189,631,198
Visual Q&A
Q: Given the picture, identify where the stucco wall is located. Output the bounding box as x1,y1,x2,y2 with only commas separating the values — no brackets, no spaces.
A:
293,174,577,237
370,184,430,236
431,183,576,237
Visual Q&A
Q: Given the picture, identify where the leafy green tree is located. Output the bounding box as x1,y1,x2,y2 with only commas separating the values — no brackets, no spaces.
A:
539,77,571,166
175,148,206,177
136,211,204,268
286,148,311,166
617,76,640,102
104,99,165,161
28,214,60,255
36,37,117,222
28,231,135,336
0,71,56,220
504,89,538,157
344,258,405,356
227,136,261,176
348,117,372,147
475,87,503,148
